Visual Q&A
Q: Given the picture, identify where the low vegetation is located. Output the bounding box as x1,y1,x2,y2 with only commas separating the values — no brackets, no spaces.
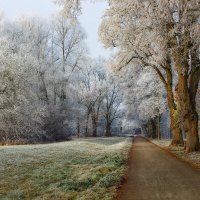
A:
0,137,132,200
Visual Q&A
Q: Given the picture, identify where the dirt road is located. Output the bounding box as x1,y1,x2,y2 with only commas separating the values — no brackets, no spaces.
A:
117,137,200,200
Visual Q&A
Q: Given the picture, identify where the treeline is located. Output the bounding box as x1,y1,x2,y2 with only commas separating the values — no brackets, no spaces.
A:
0,14,122,145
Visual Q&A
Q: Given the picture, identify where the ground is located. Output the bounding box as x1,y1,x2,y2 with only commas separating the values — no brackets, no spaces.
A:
151,139,200,169
0,137,132,200
117,137,200,200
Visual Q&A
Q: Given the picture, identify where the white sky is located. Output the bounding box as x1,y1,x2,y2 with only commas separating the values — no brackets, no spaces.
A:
0,0,111,58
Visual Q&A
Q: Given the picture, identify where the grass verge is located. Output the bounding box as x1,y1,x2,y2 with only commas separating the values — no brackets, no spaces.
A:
0,137,132,200
151,139,200,170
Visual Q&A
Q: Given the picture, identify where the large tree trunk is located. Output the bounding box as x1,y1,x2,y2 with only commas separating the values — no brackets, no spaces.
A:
177,66,199,152
165,69,184,146
184,112,199,152
170,114,183,146
154,60,183,145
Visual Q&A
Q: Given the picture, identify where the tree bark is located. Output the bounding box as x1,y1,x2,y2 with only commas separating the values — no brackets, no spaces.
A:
156,115,161,140
146,120,151,138
151,60,184,145
77,119,80,138
85,111,90,137
38,71,49,104
105,113,112,137
176,65,199,152
151,119,157,139
170,114,183,146
105,122,111,137
92,118,97,137
184,112,199,152
91,106,100,137
53,85,57,105
165,68,184,146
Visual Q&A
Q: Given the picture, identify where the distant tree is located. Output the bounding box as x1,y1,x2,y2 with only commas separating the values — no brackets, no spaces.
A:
77,60,106,137
102,78,122,137
119,66,166,139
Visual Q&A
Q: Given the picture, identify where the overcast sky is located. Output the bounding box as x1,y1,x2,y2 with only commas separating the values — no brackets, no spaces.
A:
0,0,111,58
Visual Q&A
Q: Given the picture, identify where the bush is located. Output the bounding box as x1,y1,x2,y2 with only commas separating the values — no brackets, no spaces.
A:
99,171,121,188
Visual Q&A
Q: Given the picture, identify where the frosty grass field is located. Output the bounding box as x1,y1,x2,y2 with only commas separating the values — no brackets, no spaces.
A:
0,137,132,200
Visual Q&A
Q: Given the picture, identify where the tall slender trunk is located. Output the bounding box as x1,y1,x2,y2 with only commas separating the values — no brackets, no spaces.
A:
77,119,80,138
156,115,161,140
105,123,111,137
60,40,66,101
53,86,56,105
39,71,49,104
151,119,157,138
141,124,148,136
147,120,153,138
147,120,151,138
85,111,90,137
60,85,66,101
92,118,97,137
91,107,99,137
105,114,111,137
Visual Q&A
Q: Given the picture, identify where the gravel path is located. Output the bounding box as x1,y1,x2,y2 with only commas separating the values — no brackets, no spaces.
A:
117,137,200,200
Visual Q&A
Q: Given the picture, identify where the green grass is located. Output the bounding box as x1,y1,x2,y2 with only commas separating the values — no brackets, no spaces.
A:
0,137,132,200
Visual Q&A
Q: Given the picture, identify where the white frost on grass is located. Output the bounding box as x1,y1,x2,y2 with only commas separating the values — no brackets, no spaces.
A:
0,137,132,200
151,139,171,147
151,138,200,168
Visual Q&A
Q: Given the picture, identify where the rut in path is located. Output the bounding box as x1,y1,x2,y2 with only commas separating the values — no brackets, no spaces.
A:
117,137,200,200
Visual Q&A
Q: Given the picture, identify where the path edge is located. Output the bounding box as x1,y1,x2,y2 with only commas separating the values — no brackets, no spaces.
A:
115,136,136,200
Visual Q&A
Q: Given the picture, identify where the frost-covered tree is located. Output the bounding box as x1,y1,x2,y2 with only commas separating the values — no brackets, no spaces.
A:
119,65,166,139
102,77,122,137
0,13,88,143
76,59,106,137
99,0,200,151
72,57,123,137
55,0,81,19
53,13,86,101
0,32,45,142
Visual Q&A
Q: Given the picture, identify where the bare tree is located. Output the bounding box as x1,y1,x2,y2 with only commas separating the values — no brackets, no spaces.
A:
54,14,86,101
102,80,122,137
